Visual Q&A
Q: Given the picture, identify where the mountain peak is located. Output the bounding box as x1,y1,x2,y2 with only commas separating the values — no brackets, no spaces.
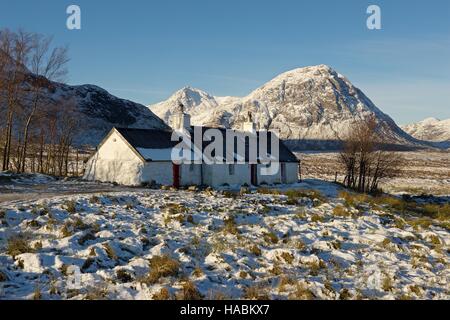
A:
421,117,441,124
282,64,336,76
149,86,218,123
148,65,430,150
259,65,342,91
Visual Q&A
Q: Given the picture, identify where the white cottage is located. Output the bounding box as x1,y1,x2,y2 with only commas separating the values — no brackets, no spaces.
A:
83,109,300,187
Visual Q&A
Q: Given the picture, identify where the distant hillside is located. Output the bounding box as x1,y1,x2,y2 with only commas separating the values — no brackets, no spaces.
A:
401,118,450,143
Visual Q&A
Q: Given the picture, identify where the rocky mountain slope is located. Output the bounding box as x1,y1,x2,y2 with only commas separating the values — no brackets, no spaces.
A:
401,118,450,143
149,65,425,150
47,83,169,146
1,72,169,146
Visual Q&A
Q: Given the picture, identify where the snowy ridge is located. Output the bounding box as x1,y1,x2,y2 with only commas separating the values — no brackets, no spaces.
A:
48,82,169,146
149,65,427,150
401,118,450,143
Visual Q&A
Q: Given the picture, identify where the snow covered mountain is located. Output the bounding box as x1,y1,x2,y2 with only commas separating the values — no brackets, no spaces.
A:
149,65,423,150
401,118,450,143
47,82,169,145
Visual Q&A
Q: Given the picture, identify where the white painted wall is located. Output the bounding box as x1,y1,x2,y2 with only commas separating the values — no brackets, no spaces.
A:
180,164,202,186
257,164,281,185
285,162,299,184
203,164,252,187
140,163,202,186
257,162,299,185
141,162,173,186
83,130,144,186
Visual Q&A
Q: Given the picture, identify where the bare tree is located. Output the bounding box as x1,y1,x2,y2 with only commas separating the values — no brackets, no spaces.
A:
338,115,403,194
0,29,32,171
18,34,69,172
35,98,80,176
1,28,73,175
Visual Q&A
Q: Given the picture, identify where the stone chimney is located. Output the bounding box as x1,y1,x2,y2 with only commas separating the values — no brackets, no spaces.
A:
242,111,256,133
171,102,191,132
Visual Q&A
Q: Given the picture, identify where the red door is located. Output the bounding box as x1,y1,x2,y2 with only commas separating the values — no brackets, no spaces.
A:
251,164,258,186
173,164,180,188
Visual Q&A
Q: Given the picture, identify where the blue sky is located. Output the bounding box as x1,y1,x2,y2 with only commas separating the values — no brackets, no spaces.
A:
1,0,449,124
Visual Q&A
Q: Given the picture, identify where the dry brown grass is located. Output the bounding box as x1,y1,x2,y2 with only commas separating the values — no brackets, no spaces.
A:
63,200,77,214
263,231,279,244
338,191,372,207
7,235,33,258
288,283,315,300
176,280,203,300
152,287,172,300
84,285,109,300
192,267,204,278
339,288,352,300
243,285,270,300
222,216,240,235
382,273,394,292
103,243,118,260
143,255,180,284
249,244,262,256
278,276,296,292
116,269,133,283
332,205,352,217
280,252,295,264
285,189,325,206
310,214,324,223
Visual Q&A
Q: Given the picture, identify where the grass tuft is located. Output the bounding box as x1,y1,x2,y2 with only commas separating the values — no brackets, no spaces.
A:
7,235,33,258
143,255,180,284
176,280,203,300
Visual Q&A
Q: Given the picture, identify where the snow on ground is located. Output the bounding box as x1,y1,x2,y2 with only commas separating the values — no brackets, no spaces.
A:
0,172,56,185
0,181,448,300
0,173,143,204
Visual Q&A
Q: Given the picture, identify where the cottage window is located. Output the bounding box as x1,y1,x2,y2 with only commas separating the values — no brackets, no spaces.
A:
228,164,235,175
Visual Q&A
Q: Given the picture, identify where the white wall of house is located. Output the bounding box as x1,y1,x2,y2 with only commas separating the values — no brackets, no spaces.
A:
257,164,281,185
256,162,299,185
140,163,202,186
284,162,299,184
83,130,144,186
141,162,173,186
203,164,252,187
180,164,202,186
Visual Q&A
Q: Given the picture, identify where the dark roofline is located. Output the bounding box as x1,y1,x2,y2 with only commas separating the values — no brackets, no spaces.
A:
112,126,300,163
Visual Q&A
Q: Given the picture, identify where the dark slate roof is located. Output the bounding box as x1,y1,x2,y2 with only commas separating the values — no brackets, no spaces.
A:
114,126,299,163
115,127,177,149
